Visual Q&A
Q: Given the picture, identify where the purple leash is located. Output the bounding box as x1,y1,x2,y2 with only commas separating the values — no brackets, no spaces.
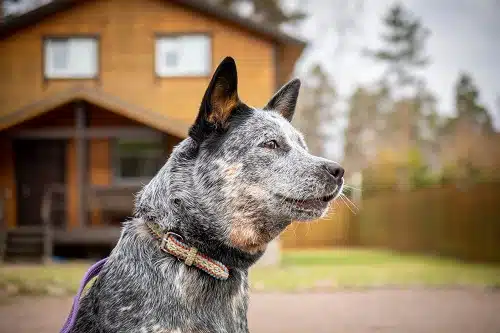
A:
60,257,108,333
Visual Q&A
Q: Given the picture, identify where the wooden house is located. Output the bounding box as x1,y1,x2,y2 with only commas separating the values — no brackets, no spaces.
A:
0,0,305,260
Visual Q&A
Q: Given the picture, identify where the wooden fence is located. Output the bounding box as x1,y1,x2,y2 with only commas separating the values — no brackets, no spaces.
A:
281,182,500,263
357,182,500,262
280,204,355,248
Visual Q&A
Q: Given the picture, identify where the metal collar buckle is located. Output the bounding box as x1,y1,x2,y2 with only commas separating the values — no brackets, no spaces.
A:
159,231,183,253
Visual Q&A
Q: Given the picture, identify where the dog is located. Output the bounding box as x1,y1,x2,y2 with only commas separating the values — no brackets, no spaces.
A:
71,57,344,332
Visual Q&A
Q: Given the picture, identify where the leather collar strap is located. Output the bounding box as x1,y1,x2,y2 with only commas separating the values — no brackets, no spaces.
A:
146,222,229,280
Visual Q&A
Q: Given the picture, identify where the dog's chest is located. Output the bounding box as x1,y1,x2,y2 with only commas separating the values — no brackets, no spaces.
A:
91,263,249,333
168,265,249,332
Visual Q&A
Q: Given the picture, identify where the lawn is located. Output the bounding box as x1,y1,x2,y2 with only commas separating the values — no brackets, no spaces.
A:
250,249,500,291
1,249,499,296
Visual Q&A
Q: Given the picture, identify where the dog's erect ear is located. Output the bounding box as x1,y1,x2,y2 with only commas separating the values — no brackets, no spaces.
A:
189,57,240,142
264,78,301,122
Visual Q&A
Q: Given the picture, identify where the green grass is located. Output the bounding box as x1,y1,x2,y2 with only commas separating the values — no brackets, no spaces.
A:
0,262,93,296
250,249,500,291
1,249,499,296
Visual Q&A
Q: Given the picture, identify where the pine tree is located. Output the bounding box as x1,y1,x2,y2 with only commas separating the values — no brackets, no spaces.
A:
367,3,432,145
439,73,496,183
343,86,388,172
294,64,337,157
368,3,430,87
362,3,439,189
453,72,493,133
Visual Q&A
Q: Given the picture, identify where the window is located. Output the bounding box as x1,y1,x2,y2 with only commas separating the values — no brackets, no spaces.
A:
114,138,165,182
155,34,211,77
44,37,98,79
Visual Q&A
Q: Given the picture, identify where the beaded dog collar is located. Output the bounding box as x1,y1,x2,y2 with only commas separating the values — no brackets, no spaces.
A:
146,222,229,280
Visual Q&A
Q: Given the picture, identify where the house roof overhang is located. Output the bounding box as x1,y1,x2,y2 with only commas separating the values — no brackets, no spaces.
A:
0,85,191,138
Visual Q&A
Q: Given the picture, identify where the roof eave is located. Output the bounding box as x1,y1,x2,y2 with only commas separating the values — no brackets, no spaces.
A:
0,0,307,47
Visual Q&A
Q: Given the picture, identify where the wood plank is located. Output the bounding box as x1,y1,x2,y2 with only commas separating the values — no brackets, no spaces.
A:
75,102,87,228
66,139,78,230
89,139,110,226
10,127,162,139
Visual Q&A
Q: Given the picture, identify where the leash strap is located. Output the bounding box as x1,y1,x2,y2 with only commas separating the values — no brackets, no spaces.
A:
60,257,108,333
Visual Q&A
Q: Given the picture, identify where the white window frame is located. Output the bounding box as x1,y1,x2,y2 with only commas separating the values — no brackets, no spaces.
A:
43,36,99,79
155,34,211,77
112,136,165,185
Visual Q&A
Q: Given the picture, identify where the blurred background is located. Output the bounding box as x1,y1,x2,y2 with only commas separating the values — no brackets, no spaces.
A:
0,0,499,332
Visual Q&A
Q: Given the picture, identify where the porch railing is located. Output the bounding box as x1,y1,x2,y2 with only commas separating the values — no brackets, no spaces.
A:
41,183,66,261
0,183,141,261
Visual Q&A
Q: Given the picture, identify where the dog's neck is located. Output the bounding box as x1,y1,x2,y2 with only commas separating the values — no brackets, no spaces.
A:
143,207,265,273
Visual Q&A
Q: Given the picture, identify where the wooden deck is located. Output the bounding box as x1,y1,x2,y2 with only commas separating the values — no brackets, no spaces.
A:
1,182,134,261
0,225,122,262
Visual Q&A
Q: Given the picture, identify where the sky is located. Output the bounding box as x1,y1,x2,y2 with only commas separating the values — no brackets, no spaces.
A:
290,0,500,123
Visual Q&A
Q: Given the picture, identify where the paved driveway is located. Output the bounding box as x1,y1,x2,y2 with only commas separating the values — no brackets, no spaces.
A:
0,289,499,332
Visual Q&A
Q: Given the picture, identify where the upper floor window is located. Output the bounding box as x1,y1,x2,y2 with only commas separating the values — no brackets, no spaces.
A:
44,37,98,79
155,34,211,77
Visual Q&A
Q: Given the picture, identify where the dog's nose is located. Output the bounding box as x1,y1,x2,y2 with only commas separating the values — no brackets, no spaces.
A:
324,162,344,181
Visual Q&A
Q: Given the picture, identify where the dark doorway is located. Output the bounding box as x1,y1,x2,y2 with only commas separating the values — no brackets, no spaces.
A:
14,140,66,227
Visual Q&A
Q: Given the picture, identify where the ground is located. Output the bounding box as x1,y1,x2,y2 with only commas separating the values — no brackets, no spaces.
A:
1,249,500,332
0,289,499,332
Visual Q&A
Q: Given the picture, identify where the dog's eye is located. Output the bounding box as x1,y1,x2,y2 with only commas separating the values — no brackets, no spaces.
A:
261,140,279,149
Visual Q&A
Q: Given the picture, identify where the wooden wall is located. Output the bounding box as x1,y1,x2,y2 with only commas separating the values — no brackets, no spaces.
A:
0,0,281,127
356,183,500,263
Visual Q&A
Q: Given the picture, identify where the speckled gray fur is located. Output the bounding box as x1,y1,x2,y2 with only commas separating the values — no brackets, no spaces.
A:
70,57,344,333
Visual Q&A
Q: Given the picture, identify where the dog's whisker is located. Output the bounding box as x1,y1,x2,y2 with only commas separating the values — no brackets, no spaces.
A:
343,185,362,192
341,193,360,213
339,194,357,215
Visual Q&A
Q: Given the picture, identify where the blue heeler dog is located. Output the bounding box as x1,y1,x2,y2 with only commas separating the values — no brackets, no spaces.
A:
71,57,344,332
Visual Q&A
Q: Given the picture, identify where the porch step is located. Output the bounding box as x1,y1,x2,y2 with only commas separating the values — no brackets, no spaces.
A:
2,227,48,263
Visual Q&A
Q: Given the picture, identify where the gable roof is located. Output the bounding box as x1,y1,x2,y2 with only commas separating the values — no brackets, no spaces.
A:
0,0,307,47
0,85,191,138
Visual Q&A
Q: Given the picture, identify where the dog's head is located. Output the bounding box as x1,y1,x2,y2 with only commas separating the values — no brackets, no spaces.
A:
136,57,344,254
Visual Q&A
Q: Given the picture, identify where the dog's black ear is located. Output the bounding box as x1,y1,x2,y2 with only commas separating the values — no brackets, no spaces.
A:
264,78,301,122
189,57,240,142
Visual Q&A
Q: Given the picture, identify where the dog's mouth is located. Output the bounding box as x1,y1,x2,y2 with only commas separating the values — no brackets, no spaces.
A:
277,192,338,212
